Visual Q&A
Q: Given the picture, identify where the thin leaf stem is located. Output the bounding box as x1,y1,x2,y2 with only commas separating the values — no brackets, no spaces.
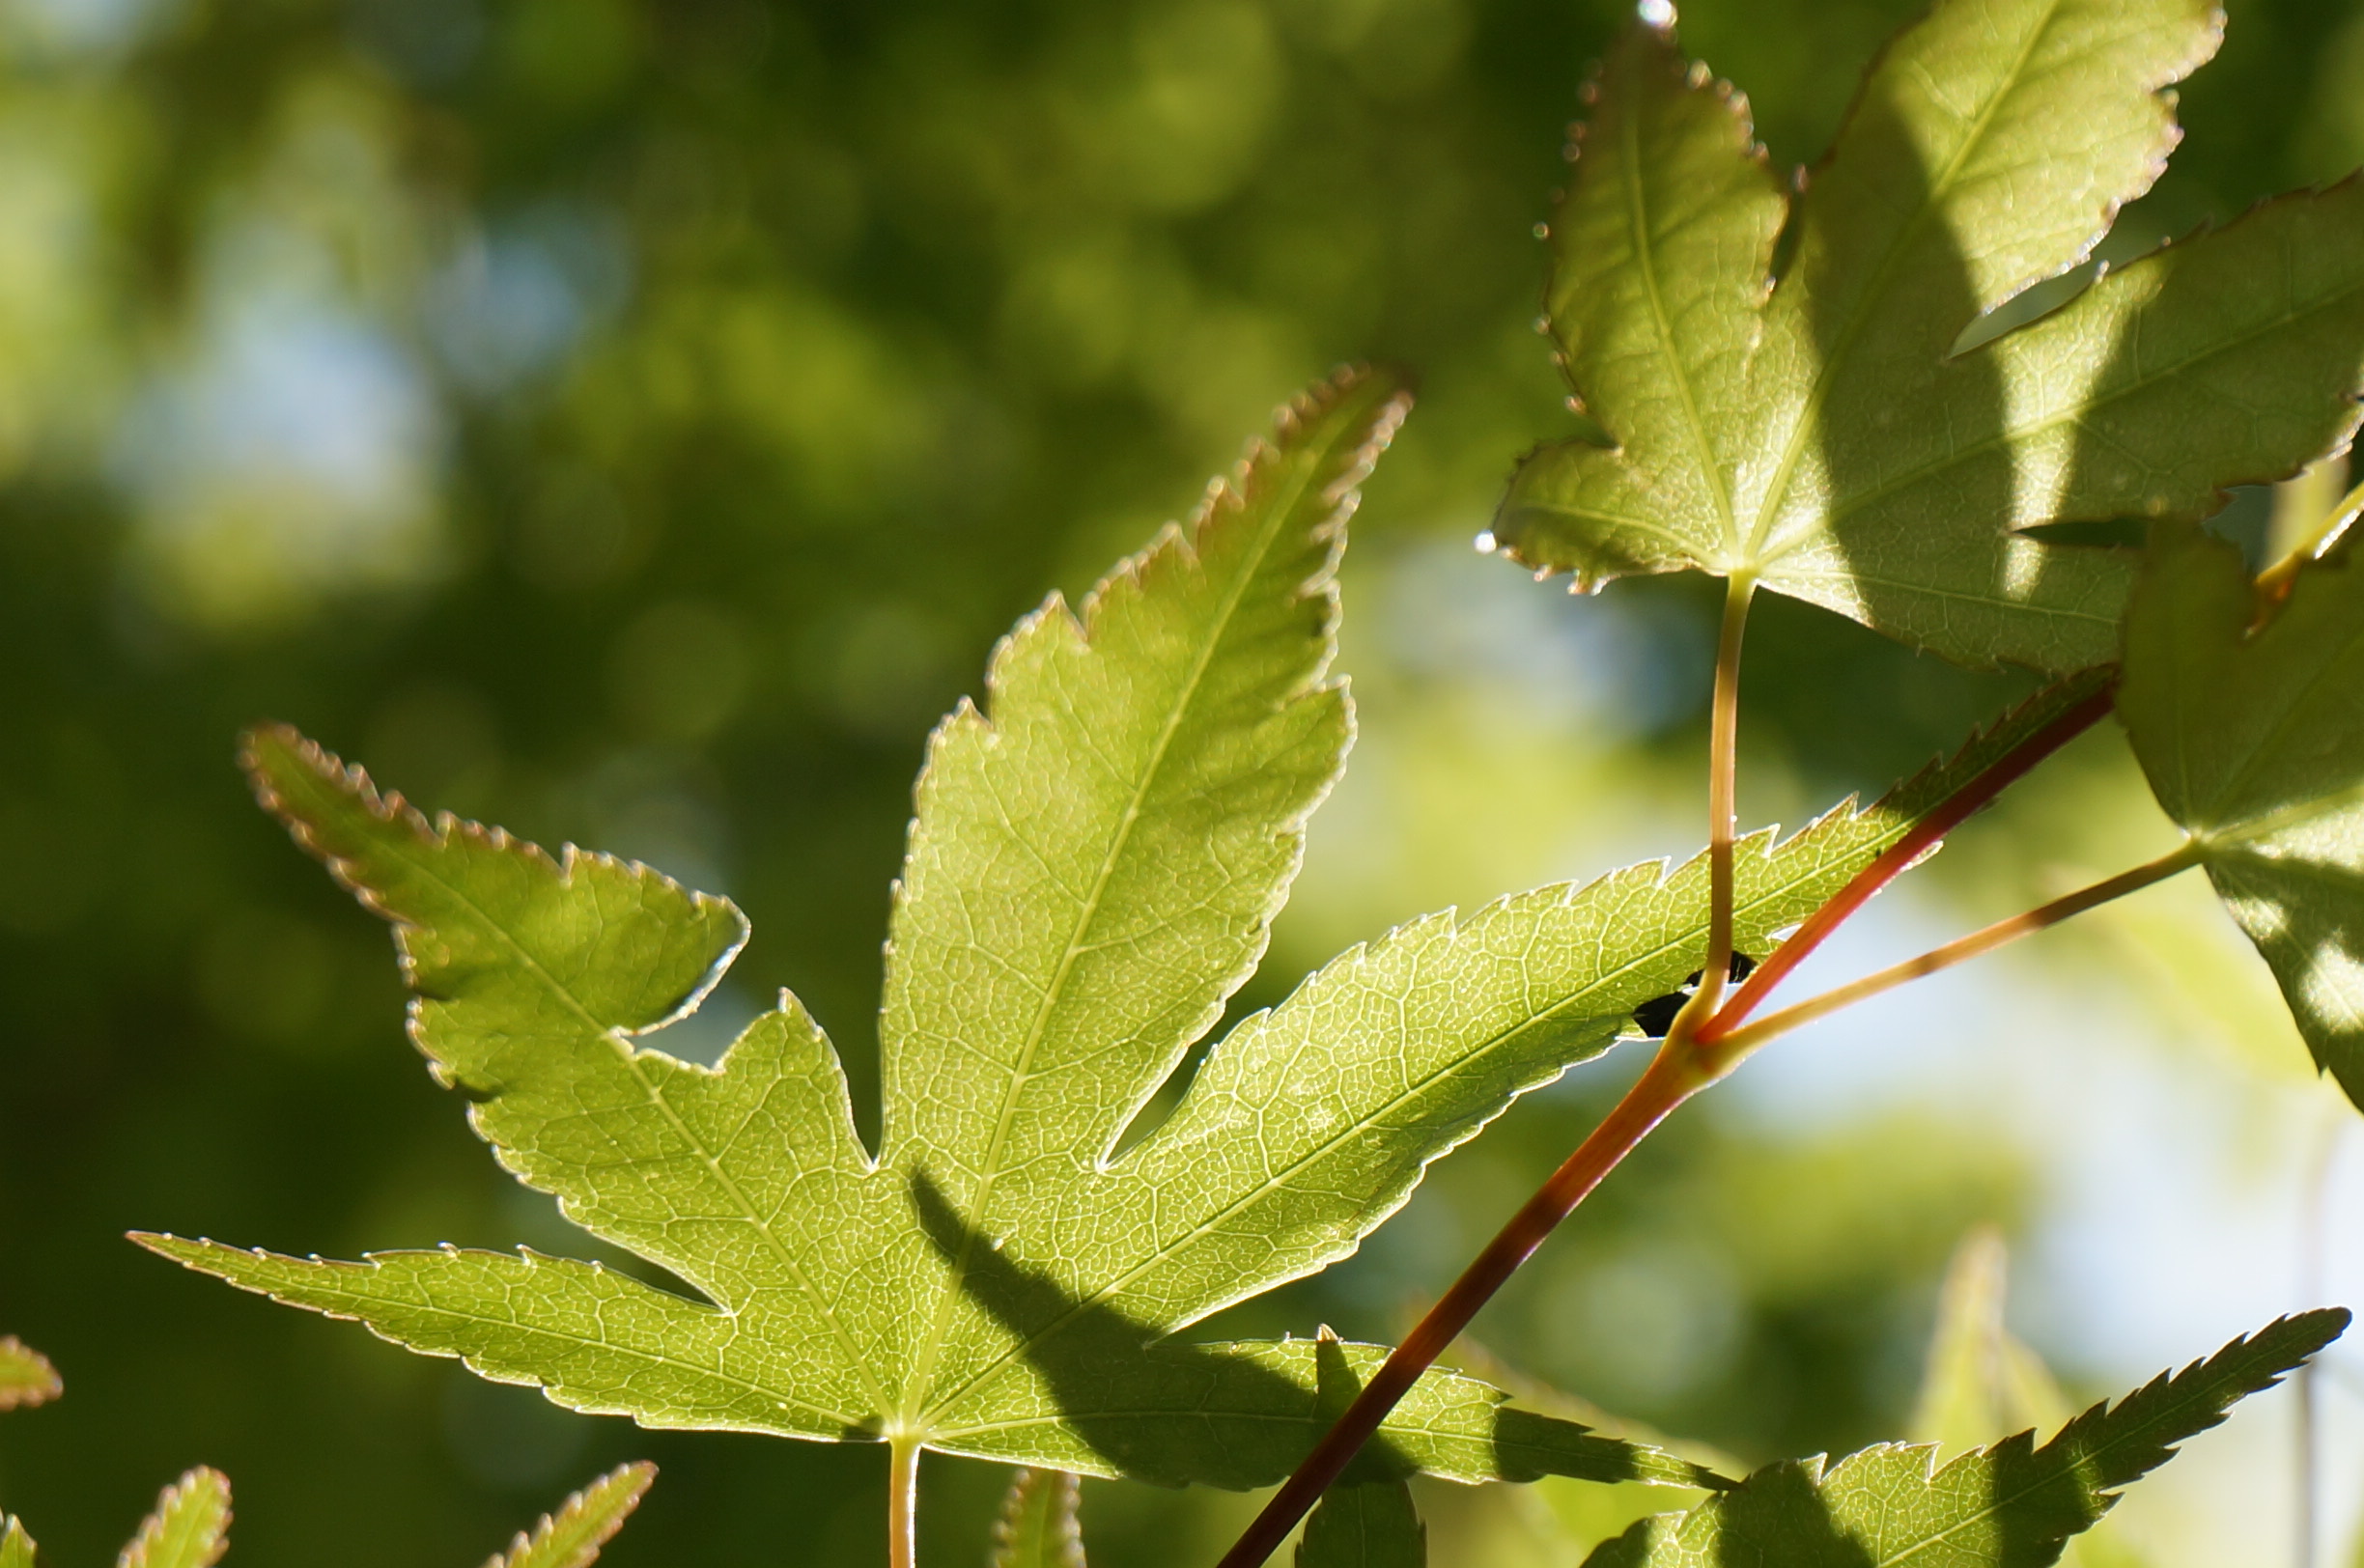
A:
1686,573,1757,1024
1693,678,2118,1045
888,1435,922,1568
1210,1040,1712,1568
2257,473,2364,606
1696,840,2205,1069
2296,1112,2343,1568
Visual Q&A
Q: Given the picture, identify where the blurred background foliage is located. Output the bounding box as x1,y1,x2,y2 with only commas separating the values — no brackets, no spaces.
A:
3,0,2364,1563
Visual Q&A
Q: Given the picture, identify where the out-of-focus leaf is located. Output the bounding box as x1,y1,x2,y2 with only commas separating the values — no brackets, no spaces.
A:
0,1337,59,1411
1910,1231,2149,1568
487,1463,655,1568
2119,525,2364,1110
118,1468,232,1568
0,1519,33,1568
1295,1482,1423,1568
1497,1,2364,673
1909,1227,2080,1454
1586,1311,2345,1567
990,1469,1085,1568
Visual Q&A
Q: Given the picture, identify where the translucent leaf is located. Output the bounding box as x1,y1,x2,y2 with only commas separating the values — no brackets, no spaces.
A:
118,1468,232,1568
990,1470,1084,1568
1496,1,2364,673
1295,1482,1422,1568
1585,1311,2345,1567
0,1337,59,1411
142,371,2101,1499
487,1464,655,1568
2118,525,2364,1110
1909,1231,2150,1568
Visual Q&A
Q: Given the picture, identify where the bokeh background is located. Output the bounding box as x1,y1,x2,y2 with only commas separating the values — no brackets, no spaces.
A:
6,0,2364,1562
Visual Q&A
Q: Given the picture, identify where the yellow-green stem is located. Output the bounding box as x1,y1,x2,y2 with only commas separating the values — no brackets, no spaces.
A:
1698,840,2205,1073
1683,573,1757,1029
889,1435,922,1568
2258,473,2364,604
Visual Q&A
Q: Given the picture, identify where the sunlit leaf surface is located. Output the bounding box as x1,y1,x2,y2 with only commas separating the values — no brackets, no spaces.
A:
1496,0,2364,673
136,370,2089,1496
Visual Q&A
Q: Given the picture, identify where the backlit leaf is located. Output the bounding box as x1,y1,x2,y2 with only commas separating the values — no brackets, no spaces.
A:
991,1470,1085,1568
488,1462,655,1568
119,1468,232,1568
1496,1,2364,673
1585,1311,2343,1568
2119,525,2364,1109
140,374,2104,1517
0,1337,59,1411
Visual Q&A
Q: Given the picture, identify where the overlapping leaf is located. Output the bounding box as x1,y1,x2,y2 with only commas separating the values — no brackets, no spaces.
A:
1494,0,2364,673
1586,1310,2345,1567
2119,526,2364,1109
0,1336,58,1411
1910,1232,2149,1568
143,371,2105,1502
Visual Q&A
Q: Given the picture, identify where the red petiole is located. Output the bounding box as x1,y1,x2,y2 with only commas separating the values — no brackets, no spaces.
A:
1211,671,2122,1568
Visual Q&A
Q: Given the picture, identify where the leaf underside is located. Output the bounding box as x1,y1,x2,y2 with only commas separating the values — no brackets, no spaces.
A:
152,368,2103,1495
489,1462,656,1568
119,1468,234,1568
1585,1310,2346,1567
1295,1481,1425,1568
2119,525,2364,1112
1496,0,2364,674
991,1469,1087,1568
0,1337,60,1411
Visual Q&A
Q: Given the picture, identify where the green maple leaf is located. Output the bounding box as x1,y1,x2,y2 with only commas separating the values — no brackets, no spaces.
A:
1493,0,2364,674
139,372,2097,1511
0,1336,59,1412
2118,524,2364,1110
1584,1310,2346,1568
990,1470,1086,1568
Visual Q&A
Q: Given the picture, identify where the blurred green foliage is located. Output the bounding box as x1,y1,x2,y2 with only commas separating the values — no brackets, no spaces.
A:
0,0,2356,1562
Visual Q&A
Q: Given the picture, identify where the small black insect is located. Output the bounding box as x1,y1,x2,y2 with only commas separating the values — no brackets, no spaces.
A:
1631,950,1756,1039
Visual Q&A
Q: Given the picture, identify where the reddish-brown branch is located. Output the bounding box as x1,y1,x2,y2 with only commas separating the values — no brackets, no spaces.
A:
1696,839,2200,1070
1212,676,2121,1568
1692,679,2116,1045
1211,1043,1710,1568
